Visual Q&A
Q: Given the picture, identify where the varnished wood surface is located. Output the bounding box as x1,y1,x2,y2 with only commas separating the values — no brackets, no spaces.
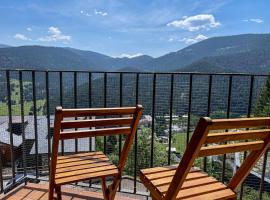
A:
140,166,236,200
205,129,270,143
0,183,137,200
55,151,118,185
61,117,133,129
198,140,265,157
61,107,137,117
59,127,132,140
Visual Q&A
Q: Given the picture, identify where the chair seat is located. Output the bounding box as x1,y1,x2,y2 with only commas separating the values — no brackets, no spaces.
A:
55,151,119,185
140,166,236,200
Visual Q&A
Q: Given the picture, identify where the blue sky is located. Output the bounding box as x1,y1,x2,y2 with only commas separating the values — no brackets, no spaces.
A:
0,0,269,57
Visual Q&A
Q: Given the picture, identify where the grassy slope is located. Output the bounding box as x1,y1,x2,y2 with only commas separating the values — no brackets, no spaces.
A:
0,79,45,116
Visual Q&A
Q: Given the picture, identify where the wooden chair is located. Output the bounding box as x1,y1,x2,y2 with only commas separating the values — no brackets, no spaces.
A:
140,117,270,200
49,105,143,200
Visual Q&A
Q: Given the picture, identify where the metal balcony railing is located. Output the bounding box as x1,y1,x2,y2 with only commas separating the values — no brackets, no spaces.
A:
0,69,270,199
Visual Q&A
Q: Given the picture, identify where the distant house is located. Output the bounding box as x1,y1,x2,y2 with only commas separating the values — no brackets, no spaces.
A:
0,116,95,168
140,115,152,127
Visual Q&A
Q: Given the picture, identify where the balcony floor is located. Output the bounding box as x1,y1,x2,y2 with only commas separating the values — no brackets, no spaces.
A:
0,183,140,200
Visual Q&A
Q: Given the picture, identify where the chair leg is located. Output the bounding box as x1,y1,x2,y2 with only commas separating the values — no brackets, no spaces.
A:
101,177,109,200
55,185,62,200
48,183,55,200
108,175,121,200
151,194,158,200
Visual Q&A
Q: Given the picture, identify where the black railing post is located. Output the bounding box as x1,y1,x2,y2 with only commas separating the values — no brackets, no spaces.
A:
133,73,139,194
203,75,212,172
6,70,15,184
59,72,63,106
221,75,232,182
259,75,270,200
60,72,64,155
32,71,39,180
186,74,193,146
88,72,93,188
19,71,27,182
73,72,78,153
118,73,123,191
88,72,92,152
104,73,107,153
168,74,174,165
119,73,123,158
259,149,268,199
239,75,254,199
45,71,51,173
151,73,156,167
60,72,65,155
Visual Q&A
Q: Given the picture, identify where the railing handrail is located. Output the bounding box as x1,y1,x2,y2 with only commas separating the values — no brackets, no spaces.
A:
0,68,269,76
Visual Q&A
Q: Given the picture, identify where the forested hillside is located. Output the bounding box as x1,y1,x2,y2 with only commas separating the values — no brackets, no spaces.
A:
1,33,270,73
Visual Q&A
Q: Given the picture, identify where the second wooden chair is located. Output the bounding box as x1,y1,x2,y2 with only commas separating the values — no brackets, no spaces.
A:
140,117,270,200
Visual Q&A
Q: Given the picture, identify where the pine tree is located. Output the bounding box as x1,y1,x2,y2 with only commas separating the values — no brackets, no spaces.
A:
254,76,270,116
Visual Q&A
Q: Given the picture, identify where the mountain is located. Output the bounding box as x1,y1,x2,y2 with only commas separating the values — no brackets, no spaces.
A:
0,45,153,71
116,66,143,72
193,48,270,73
113,55,154,70
1,33,270,73
0,44,10,48
66,48,116,70
68,48,154,70
152,33,270,72
0,46,98,70
177,59,235,73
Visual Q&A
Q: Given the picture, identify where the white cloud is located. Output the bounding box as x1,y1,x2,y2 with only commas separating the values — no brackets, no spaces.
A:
243,18,264,23
14,33,31,41
180,34,208,44
27,27,32,31
94,9,108,16
118,53,143,58
167,14,220,31
80,10,91,17
168,37,174,42
38,26,71,42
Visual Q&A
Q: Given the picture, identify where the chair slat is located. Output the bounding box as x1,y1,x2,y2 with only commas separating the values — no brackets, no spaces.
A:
205,129,270,144
57,151,104,160
55,164,117,179
209,117,270,130
61,117,133,129
158,176,218,193
59,127,131,140
62,107,137,117
176,188,236,200
176,182,228,199
55,169,118,185
198,141,264,157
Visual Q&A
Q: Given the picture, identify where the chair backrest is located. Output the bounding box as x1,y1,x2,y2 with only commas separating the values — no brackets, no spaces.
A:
51,105,143,171
164,117,270,200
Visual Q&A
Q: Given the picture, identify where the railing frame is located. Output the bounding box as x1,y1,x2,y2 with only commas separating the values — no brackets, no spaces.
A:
0,69,270,199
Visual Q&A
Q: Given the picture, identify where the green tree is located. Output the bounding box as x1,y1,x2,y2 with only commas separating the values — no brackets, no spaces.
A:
241,186,270,200
132,127,166,175
254,76,270,116
109,127,168,176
